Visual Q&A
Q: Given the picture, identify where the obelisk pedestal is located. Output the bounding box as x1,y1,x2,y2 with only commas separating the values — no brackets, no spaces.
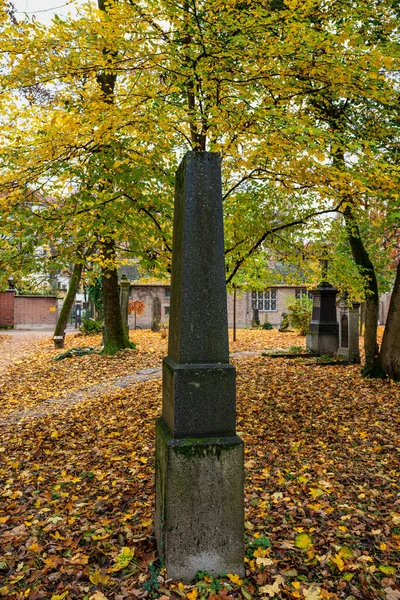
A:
154,152,244,582
306,283,339,356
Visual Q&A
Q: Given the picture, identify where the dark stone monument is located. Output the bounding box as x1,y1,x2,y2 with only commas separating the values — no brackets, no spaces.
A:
119,273,130,336
338,296,361,363
252,308,260,327
155,152,244,582
151,296,161,332
306,282,339,356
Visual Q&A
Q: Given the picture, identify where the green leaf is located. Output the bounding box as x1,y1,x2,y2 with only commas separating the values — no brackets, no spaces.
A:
294,533,312,550
241,586,252,600
379,564,396,575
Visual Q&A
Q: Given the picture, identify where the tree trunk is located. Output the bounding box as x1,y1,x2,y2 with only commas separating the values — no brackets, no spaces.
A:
54,262,83,340
101,240,134,355
379,261,400,380
343,206,380,367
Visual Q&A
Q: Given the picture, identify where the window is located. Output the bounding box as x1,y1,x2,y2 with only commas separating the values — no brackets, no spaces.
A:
251,289,277,311
165,286,171,299
295,288,313,300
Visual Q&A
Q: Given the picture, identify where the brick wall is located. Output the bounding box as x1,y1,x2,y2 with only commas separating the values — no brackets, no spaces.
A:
14,296,58,329
0,291,15,326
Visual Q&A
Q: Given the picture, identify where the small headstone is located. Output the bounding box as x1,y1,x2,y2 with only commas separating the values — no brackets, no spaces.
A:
155,152,244,582
306,282,339,356
151,296,161,332
252,308,260,327
338,300,360,363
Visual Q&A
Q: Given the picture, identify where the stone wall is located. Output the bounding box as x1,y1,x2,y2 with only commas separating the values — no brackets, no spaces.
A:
14,296,58,329
129,284,303,330
226,290,249,328
129,285,171,329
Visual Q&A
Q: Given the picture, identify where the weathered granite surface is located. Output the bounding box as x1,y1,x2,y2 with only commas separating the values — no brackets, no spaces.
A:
155,151,244,581
155,418,244,582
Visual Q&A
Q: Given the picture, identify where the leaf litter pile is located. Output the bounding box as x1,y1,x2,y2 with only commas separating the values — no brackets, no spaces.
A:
0,330,399,600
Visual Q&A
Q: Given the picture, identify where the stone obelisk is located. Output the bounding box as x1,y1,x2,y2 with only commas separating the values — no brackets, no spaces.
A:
154,152,244,582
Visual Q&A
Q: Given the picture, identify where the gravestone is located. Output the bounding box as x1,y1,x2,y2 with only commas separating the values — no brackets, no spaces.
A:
119,274,130,336
155,152,244,582
252,308,260,327
306,282,339,356
338,298,361,363
151,296,161,332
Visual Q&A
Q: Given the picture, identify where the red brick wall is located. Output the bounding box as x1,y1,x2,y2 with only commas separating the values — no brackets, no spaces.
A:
14,296,58,327
0,291,15,326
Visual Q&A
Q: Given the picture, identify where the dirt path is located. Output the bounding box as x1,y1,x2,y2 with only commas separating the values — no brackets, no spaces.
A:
0,348,260,426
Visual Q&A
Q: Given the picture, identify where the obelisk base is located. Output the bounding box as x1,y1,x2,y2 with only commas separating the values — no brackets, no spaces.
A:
155,418,244,582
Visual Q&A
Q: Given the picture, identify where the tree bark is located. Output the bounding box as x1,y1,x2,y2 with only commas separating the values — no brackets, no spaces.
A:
343,205,380,367
379,261,400,380
53,261,84,341
101,240,134,354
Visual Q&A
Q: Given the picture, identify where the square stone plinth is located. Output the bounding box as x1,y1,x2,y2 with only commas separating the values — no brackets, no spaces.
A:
162,357,236,438
306,331,339,356
155,418,244,582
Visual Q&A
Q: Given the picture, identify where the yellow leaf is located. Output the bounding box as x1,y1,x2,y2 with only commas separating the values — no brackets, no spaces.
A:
339,546,353,559
227,573,243,585
51,593,69,600
379,565,396,575
141,518,152,528
253,548,268,558
110,546,135,572
69,554,89,565
89,569,110,585
186,588,198,600
330,554,345,572
294,533,312,550
292,581,301,589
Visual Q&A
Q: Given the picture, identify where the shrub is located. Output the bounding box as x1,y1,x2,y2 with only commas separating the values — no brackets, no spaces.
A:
79,318,103,335
286,296,313,335
262,322,273,330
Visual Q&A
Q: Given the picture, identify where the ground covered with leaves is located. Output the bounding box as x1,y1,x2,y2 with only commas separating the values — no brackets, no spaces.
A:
0,329,399,600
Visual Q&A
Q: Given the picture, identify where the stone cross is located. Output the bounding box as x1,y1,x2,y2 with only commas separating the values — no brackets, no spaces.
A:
154,152,244,582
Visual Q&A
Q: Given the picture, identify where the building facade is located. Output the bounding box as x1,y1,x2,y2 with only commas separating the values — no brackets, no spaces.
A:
128,283,310,330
